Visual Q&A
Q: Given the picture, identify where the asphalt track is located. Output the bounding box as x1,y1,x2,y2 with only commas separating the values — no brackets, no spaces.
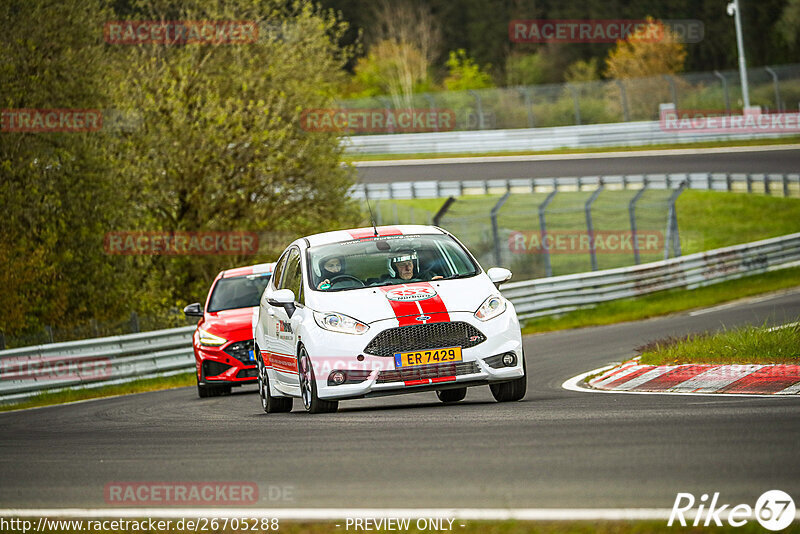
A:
355,146,800,183
1,289,799,511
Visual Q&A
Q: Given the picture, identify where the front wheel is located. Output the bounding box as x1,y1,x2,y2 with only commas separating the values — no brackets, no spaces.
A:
436,388,467,403
257,348,293,413
298,347,338,414
490,354,527,402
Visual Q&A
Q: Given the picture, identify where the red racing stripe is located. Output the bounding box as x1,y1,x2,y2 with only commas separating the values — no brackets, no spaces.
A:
630,365,716,391
347,226,403,240
417,286,451,324
719,365,800,394
380,285,424,326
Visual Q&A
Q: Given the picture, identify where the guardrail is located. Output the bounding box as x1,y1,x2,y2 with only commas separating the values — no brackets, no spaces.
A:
0,326,195,403
350,172,800,200
344,114,800,156
503,232,800,319
1,232,799,402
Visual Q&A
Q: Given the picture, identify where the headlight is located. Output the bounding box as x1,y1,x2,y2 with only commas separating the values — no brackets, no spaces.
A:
474,295,507,321
313,311,369,335
198,328,227,346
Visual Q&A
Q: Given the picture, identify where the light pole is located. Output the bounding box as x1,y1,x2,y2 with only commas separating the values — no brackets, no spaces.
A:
727,0,751,109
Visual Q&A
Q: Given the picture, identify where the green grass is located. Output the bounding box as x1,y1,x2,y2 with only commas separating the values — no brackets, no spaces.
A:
344,136,800,161
520,267,800,335
22,520,800,534
638,319,800,365
0,372,195,413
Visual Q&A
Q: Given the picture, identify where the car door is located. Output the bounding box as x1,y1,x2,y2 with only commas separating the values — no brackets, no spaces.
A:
268,247,303,389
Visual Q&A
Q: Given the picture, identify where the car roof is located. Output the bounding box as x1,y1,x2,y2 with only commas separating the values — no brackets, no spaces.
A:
221,262,276,279
303,225,446,248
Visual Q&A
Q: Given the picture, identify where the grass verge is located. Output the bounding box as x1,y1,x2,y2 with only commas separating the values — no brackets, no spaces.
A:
0,372,195,413
344,136,800,162
637,319,800,365
520,266,800,335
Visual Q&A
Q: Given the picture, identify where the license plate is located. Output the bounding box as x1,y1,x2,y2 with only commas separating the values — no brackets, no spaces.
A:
394,347,462,367
247,349,255,362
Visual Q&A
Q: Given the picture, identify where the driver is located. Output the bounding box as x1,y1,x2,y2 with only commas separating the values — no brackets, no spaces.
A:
317,255,346,289
384,251,442,283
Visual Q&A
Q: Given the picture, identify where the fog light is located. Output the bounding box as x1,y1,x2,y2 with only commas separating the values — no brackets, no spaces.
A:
502,353,516,367
330,371,346,385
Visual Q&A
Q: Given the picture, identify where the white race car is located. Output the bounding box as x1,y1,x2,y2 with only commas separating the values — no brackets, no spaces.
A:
254,225,526,413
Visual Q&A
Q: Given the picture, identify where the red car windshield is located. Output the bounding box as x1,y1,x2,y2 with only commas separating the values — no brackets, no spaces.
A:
207,273,272,312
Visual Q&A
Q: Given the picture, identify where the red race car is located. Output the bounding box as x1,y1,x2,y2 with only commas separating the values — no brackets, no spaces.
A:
184,263,275,397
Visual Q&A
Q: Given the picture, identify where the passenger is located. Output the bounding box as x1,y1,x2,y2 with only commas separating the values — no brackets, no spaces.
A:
317,255,346,289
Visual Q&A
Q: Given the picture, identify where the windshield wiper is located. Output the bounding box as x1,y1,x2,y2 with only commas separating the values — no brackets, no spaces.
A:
439,272,478,280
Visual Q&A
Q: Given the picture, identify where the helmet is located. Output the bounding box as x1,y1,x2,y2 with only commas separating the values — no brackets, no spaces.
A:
387,250,418,277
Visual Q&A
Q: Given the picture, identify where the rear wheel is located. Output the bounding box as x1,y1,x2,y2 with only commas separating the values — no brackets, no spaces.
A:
298,347,338,414
490,353,527,402
436,388,467,403
257,347,293,413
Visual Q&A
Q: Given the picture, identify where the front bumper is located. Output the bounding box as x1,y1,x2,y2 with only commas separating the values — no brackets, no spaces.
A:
303,310,524,400
195,343,258,384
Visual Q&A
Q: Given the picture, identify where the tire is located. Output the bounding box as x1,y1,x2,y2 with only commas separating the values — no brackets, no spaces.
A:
257,347,293,413
490,354,527,402
298,346,338,414
197,365,231,398
436,388,467,403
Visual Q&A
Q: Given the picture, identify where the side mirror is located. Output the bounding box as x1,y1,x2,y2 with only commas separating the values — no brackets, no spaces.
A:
267,289,296,318
487,267,512,287
183,302,204,318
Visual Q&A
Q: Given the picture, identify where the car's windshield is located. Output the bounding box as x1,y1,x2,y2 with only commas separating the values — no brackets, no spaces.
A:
207,273,272,312
308,233,479,292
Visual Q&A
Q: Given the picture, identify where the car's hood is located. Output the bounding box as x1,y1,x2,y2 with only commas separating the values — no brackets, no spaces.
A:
201,307,258,340
306,277,497,323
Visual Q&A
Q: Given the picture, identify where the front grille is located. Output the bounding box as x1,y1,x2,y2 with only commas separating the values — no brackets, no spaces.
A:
224,340,254,363
236,368,258,379
377,361,480,383
203,360,232,378
364,322,486,357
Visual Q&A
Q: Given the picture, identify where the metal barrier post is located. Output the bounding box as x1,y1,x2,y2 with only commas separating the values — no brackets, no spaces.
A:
130,312,140,334
615,80,630,121
765,174,771,196
433,197,456,226
629,179,648,265
585,180,604,271
783,174,789,197
714,70,731,114
663,75,678,107
491,191,512,266
468,90,485,130
568,85,582,125
664,181,688,259
517,87,535,128
764,67,782,111
538,187,558,277
746,174,752,193
726,173,732,192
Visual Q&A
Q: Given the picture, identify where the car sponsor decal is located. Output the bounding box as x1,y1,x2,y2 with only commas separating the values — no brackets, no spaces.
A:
380,283,451,326
264,351,298,374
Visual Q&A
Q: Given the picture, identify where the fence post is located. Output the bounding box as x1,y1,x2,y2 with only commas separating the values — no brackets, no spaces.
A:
615,80,630,121
45,325,54,344
585,180,605,271
468,90,486,130
629,179,648,265
432,196,457,226
664,181,688,260
764,67,782,111
783,174,789,197
379,97,393,134
130,312,140,334
764,174,771,196
538,187,558,277
517,87,535,128
491,191,512,266
423,94,438,132
568,84,582,125
0,331,5,350
726,173,732,192
663,75,678,108
714,70,731,114
746,173,752,193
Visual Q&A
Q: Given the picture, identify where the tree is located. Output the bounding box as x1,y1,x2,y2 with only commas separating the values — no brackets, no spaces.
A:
443,49,494,91
778,0,800,49
604,17,687,80
108,0,361,306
